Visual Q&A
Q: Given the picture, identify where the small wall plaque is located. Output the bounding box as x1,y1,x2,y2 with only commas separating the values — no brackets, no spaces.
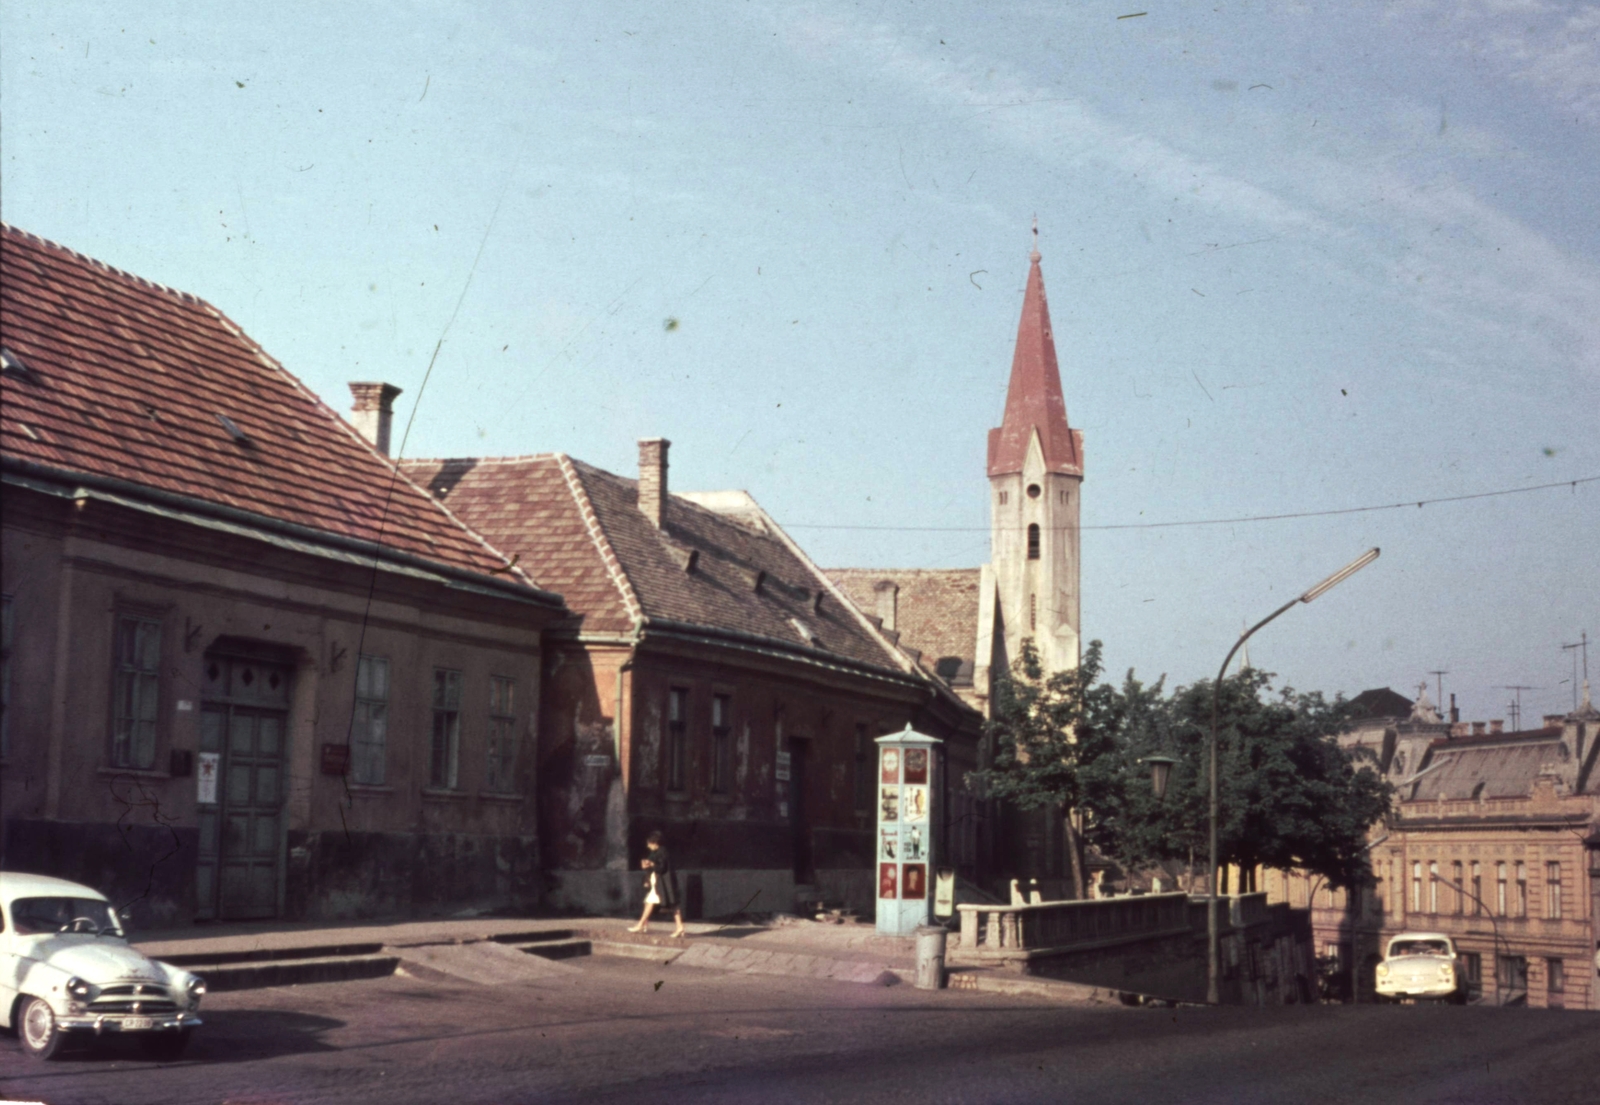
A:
320,743,350,776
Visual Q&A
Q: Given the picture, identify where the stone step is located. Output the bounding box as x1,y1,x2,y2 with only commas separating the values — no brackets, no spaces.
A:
157,941,386,968
176,952,399,992
511,938,593,960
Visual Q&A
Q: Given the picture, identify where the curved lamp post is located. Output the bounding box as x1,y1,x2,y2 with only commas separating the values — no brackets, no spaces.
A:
1206,547,1380,1005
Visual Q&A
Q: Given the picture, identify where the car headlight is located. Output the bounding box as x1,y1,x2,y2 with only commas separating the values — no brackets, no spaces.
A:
66,977,92,999
187,975,206,998
1376,964,1389,977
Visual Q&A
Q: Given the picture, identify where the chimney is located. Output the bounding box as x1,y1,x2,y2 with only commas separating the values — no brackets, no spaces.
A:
1449,694,1459,724
874,580,899,632
1490,719,1504,734
349,382,403,456
1543,715,1565,729
1472,722,1486,736
638,438,670,528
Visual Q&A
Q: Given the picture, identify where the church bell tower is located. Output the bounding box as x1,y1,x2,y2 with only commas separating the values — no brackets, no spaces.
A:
983,228,1084,685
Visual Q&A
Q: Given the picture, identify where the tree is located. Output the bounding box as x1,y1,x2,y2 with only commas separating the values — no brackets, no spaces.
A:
970,638,1129,898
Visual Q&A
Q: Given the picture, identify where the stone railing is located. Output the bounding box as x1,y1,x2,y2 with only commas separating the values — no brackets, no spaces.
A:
957,892,1192,957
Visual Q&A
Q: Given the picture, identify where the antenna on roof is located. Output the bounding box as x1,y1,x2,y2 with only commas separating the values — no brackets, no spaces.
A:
1501,685,1537,732
1427,670,1448,712
1562,632,1589,712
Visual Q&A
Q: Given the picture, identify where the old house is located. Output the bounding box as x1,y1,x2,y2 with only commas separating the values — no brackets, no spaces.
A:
401,443,983,919
0,225,567,926
1268,686,1599,1008
829,234,1086,890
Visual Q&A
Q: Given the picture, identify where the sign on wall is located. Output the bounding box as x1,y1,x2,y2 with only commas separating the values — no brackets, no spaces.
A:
196,751,220,805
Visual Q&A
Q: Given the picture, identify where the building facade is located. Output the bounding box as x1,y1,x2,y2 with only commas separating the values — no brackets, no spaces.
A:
403,443,984,920
1,226,567,926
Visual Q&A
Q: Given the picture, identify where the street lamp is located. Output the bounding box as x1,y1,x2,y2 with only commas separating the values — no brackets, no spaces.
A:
1143,755,1178,802
1206,547,1380,1005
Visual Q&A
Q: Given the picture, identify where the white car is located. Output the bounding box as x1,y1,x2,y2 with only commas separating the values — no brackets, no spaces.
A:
1,872,204,1059
1374,931,1468,1004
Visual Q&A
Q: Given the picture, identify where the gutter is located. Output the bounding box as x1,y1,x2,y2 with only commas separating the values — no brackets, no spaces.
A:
3,456,565,609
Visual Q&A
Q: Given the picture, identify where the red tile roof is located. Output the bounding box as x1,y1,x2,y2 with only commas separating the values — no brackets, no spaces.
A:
987,250,1083,478
403,453,914,673
1,225,537,588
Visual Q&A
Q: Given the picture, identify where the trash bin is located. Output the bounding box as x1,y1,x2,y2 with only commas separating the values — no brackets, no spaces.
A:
915,925,947,990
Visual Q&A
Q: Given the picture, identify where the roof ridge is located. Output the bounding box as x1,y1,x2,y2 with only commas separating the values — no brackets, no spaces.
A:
402,452,559,467
555,453,644,626
2,223,204,306
197,302,536,588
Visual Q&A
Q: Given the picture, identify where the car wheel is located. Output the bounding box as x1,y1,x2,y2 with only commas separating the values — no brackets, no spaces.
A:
139,1029,192,1062
17,996,66,1060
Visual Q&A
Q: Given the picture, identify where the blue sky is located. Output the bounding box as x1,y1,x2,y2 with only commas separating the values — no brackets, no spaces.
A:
4,1,1596,724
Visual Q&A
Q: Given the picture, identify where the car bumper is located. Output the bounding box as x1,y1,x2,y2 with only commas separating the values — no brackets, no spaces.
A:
1376,982,1457,999
58,1011,203,1034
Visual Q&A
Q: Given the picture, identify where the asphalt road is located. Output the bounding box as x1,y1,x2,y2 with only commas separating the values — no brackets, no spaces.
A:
2,955,1596,1105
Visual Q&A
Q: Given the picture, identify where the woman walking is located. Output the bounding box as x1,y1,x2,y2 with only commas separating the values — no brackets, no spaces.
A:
629,830,685,938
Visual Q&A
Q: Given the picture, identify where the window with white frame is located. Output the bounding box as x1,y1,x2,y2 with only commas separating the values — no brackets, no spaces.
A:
1428,861,1439,913
1496,862,1507,915
1514,861,1527,917
351,655,389,785
1545,861,1562,920
1452,861,1464,914
111,613,162,769
1471,861,1482,915
431,668,462,789
1411,861,1422,913
485,676,517,792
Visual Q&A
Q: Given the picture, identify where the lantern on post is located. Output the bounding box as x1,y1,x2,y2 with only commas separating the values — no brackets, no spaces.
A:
1143,754,1178,802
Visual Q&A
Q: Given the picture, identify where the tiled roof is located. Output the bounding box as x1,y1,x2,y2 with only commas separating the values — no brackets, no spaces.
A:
1,225,533,585
1346,687,1415,722
403,454,908,671
1411,728,1565,801
825,568,982,685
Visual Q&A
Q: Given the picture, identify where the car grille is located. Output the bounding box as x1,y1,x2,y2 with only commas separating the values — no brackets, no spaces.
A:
91,983,179,1014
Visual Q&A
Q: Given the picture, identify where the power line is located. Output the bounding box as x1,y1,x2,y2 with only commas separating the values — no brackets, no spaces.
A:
782,475,1596,533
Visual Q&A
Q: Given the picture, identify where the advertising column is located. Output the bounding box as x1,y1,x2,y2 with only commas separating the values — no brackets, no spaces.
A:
875,726,942,935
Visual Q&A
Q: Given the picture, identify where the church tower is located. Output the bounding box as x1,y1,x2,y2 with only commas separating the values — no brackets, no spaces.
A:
982,230,1084,687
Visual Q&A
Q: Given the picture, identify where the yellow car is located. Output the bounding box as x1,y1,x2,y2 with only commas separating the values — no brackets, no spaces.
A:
1375,932,1468,1004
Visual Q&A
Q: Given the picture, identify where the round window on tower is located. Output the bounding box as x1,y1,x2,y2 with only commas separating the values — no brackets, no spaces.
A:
1026,483,1041,499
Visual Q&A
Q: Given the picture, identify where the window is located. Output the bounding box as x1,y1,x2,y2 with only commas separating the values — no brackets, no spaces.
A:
1471,862,1482,916
1,594,12,759
1058,489,1069,505
351,656,389,785
1461,952,1482,994
1547,958,1565,998
111,614,162,769
1452,861,1464,915
430,669,462,789
1545,861,1561,920
485,676,517,792
1428,861,1439,913
997,490,1008,506
710,694,731,794
1026,523,1041,560
1029,593,1037,631
854,724,874,812
1411,861,1422,914
667,688,687,792
1514,861,1527,917
1497,955,1528,1000
1496,862,1507,915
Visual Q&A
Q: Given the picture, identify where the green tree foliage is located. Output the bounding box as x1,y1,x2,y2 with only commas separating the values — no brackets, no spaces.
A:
973,641,1393,893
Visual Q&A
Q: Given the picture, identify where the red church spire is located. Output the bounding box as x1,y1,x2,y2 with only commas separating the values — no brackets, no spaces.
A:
986,225,1083,478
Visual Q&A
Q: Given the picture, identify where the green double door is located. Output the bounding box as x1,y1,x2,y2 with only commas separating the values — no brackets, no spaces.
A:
197,653,291,920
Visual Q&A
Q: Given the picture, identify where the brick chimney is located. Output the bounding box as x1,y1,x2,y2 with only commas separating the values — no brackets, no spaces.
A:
874,580,899,632
349,382,402,456
1490,719,1504,734
638,438,670,528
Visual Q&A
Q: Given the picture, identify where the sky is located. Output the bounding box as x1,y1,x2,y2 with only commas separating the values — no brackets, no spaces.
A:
3,1,1596,725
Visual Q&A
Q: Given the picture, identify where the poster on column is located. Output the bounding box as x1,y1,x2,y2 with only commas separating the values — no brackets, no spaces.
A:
879,785,899,822
880,748,899,784
903,747,928,784
902,784,928,823
878,862,898,899
902,863,927,900
879,828,899,861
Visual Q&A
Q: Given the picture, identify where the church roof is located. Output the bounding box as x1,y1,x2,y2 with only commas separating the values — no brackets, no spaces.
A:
986,247,1083,478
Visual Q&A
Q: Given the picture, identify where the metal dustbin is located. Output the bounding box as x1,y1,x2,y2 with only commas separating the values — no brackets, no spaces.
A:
915,925,948,990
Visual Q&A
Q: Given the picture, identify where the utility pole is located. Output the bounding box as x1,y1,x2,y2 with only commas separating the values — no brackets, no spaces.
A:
1428,670,1449,713
1563,632,1589,712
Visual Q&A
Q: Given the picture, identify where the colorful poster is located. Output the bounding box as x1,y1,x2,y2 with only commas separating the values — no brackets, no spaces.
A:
879,828,899,861
879,785,900,822
878,862,898,899
880,748,899,784
903,863,927,900
903,784,929,823
903,825,925,861
903,747,928,784
196,752,220,805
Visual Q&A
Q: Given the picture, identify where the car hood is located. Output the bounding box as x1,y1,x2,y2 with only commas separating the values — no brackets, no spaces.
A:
29,938,171,983
1386,955,1452,974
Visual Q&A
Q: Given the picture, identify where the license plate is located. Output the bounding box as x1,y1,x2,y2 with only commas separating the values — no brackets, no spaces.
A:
121,1017,155,1031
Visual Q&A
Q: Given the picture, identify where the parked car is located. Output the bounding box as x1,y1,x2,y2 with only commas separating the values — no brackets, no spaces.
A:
1,872,204,1059
1374,931,1468,1004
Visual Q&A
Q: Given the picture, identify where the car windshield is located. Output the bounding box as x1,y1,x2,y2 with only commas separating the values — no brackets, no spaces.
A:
9,896,123,937
1390,940,1449,957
